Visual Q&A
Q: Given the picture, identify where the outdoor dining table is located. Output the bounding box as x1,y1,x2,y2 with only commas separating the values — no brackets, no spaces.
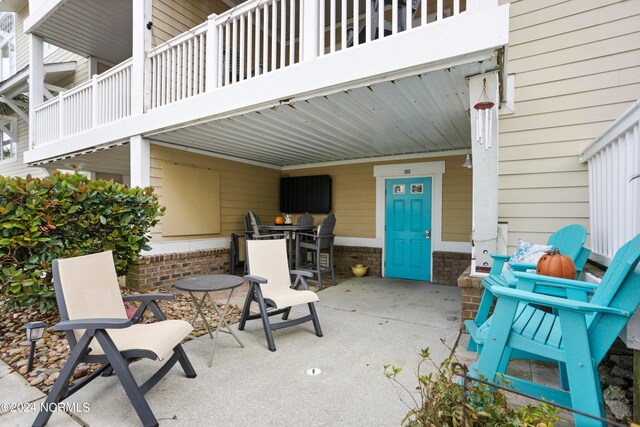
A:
173,274,245,367
258,224,314,269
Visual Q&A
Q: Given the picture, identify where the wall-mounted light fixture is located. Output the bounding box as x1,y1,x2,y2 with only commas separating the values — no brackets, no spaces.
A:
462,153,472,169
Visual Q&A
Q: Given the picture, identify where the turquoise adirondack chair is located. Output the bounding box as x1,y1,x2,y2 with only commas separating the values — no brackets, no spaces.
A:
466,224,591,352
472,233,640,427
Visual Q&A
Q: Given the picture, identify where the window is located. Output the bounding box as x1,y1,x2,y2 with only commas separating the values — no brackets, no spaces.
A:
0,13,15,82
0,115,17,162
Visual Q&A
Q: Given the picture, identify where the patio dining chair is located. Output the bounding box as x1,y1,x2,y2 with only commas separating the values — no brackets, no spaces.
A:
297,212,314,226
33,251,196,427
465,224,591,353
244,211,261,240
472,233,640,427
249,211,286,240
239,239,323,351
295,213,336,290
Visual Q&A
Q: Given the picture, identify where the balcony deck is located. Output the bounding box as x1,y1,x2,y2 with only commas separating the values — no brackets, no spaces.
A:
25,0,509,167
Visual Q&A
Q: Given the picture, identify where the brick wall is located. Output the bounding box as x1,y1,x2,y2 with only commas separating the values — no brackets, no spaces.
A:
457,267,487,331
127,249,230,291
126,246,469,293
432,251,471,286
334,246,382,277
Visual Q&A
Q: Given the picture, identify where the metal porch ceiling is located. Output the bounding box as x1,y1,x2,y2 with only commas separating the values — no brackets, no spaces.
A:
148,59,493,167
40,143,131,176
30,0,132,64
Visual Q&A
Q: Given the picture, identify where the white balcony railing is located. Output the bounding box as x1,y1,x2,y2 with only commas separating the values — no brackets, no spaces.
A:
580,100,640,265
148,22,208,109
31,0,467,148
33,59,133,147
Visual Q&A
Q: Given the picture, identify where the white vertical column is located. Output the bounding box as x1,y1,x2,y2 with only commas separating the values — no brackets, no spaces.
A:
468,71,499,275
206,14,219,92
130,135,150,188
302,0,320,61
28,34,44,150
131,0,152,115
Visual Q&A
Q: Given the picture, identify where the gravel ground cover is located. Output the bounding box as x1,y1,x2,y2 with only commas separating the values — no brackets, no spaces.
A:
0,291,242,393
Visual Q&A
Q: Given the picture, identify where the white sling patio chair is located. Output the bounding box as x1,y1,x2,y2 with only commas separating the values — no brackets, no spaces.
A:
238,239,323,351
33,251,196,427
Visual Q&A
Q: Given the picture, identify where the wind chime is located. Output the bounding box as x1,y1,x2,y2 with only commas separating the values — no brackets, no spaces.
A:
474,78,495,150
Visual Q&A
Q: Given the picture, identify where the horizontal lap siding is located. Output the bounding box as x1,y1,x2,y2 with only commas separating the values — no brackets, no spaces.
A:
286,155,472,242
15,4,28,70
498,0,640,250
1,4,71,178
151,0,229,46
150,145,281,242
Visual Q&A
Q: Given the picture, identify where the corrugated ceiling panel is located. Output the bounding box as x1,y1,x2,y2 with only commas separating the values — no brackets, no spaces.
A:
149,62,486,166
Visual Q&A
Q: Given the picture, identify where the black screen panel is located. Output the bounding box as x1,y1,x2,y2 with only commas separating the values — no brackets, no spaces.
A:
280,175,332,213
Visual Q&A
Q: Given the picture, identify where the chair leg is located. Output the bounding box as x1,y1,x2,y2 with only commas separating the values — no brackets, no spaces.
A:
558,361,569,391
33,333,94,427
255,286,277,351
308,303,323,337
329,245,335,287
96,331,159,427
174,343,197,378
560,310,605,426
238,282,255,331
475,298,519,383
466,288,496,352
316,248,323,290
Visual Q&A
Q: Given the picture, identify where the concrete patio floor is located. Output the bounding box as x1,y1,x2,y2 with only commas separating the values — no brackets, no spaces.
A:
0,276,561,426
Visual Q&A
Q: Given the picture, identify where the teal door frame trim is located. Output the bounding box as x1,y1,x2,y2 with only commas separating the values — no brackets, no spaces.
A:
385,177,433,280
374,160,463,279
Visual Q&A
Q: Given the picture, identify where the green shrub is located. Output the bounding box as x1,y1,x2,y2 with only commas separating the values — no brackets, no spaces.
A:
384,346,563,426
0,172,164,312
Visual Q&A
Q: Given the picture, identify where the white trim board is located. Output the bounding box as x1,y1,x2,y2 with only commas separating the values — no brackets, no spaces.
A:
145,238,230,255
283,150,468,171
146,236,470,256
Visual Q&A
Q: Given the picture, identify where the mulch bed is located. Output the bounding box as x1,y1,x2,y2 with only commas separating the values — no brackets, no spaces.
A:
0,291,241,394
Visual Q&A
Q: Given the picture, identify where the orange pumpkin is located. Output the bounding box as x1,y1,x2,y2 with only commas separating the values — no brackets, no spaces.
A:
536,248,576,279
275,216,285,225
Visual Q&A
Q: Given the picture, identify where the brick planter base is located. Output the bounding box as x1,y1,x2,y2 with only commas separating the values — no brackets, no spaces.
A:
457,266,487,331
432,251,471,286
127,249,230,291
334,246,382,277
125,246,471,294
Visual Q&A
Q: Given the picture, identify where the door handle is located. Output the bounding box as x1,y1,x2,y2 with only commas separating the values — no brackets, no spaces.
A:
425,230,431,239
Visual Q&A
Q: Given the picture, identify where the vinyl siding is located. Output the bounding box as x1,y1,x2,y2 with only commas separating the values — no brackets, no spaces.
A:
15,3,28,71
0,3,89,179
2,4,45,178
151,0,231,46
149,145,281,242
0,115,48,178
498,0,640,249
286,155,472,242
44,48,88,88
149,147,471,243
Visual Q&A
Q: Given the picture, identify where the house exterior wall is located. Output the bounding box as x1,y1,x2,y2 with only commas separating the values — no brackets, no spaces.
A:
0,2,88,179
149,148,471,243
285,155,472,242
129,147,471,289
498,0,640,251
151,0,230,47
149,144,282,242
14,3,28,71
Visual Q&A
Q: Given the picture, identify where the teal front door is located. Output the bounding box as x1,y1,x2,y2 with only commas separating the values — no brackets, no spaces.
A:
385,177,432,281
